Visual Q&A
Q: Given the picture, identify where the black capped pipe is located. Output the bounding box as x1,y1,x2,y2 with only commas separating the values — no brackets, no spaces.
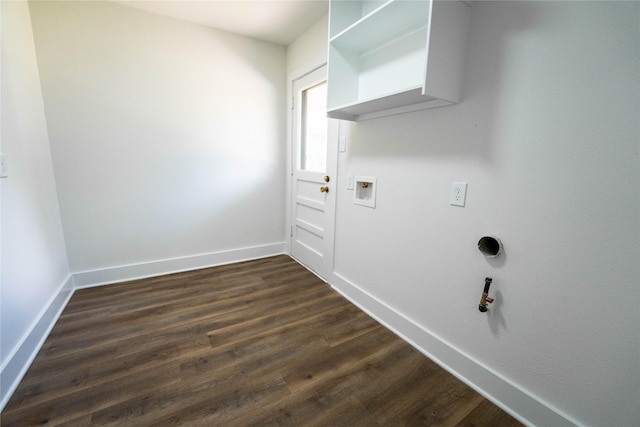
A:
479,277,494,312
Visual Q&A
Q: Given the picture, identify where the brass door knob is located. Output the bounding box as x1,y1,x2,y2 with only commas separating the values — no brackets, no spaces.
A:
324,176,330,182
320,186,329,193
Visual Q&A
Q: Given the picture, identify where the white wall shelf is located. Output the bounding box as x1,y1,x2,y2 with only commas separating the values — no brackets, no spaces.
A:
327,0,470,121
330,1,429,53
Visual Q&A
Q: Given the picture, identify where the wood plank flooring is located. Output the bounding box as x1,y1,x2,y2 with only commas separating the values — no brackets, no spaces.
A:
1,255,522,426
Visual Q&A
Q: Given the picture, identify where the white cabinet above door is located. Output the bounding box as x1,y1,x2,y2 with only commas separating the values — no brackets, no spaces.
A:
327,0,470,121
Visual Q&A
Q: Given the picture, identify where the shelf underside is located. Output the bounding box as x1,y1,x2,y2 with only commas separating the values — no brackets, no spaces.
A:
327,87,453,121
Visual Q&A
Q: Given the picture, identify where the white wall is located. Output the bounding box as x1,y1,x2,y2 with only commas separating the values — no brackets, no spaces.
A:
0,0,72,407
28,1,287,278
287,14,328,75
292,2,639,426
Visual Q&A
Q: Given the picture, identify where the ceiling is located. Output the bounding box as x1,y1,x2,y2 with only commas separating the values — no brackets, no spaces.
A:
115,0,329,46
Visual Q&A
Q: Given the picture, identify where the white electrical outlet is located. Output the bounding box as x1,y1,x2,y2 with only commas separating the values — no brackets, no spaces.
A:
0,154,7,178
450,182,467,207
346,173,354,190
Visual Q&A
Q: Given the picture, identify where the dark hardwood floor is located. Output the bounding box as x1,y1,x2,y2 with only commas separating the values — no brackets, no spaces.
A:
1,255,522,426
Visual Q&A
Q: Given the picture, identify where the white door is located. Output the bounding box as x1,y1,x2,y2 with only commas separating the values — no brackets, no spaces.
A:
290,65,338,280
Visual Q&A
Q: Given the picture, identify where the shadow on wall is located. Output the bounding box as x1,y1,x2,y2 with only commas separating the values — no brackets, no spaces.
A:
341,3,538,166
487,290,508,336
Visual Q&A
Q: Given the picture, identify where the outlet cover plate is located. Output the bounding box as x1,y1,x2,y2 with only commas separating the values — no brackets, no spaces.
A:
450,182,467,207
346,173,354,190
0,154,7,178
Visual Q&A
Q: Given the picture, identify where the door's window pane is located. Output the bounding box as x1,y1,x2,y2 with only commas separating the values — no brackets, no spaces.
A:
300,82,327,172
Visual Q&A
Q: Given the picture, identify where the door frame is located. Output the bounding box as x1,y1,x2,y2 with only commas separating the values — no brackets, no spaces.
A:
285,61,338,281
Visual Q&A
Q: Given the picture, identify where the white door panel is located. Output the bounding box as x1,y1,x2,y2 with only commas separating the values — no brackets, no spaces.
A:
290,65,338,280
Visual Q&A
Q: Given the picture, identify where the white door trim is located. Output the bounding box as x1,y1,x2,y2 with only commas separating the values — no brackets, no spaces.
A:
286,62,338,280
285,61,327,257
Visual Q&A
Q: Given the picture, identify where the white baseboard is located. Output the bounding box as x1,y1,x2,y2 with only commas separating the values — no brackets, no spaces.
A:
0,274,74,412
328,271,578,427
1,244,285,412
73,243,286,288
2,250,573,426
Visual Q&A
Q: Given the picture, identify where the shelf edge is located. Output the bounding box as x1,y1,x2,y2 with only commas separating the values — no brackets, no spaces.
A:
328,98,455,122
329,0,393,43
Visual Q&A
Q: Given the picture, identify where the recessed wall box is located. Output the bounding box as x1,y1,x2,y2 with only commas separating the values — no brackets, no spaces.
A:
354,176,376,208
